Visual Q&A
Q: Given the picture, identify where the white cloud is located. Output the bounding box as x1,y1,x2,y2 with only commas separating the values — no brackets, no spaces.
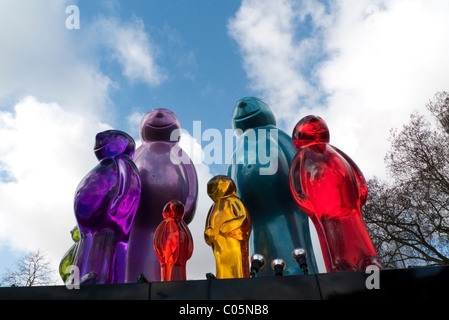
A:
227,0,328,129
180,133,216,279
229,0,449,180
0,0,112,114
0,96,111,278
317,0,449,178
95,17,166,87
0,0,170,281
0,1,117,278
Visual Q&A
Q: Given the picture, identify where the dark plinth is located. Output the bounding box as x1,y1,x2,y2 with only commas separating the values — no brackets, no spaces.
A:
0,265,447,300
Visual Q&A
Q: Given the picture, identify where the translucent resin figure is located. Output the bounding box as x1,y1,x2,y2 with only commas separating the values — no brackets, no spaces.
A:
59,226,80,283
204,175,251,279
288,115,382,272
73,130,141,284
226,97,318,276
126,108,198,283
154,200,193,281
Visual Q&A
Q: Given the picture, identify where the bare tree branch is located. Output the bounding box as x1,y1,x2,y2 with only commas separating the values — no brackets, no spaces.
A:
0,250,57,287
364,91,449,268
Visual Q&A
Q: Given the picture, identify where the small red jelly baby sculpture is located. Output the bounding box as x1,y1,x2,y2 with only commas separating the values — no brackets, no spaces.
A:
204,175,251,279
154,200,193,281
288,115,383,272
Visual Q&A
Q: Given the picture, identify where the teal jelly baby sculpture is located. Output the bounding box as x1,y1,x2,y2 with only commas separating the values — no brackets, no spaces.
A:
126,108,198,283
288,115,383,272
73,130,141,284
226,97,318,276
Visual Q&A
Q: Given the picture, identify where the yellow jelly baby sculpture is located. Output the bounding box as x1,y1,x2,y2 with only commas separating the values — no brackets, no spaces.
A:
204,175,251,279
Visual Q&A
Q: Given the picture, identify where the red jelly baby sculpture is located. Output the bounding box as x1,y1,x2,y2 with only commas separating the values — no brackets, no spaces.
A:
204,175,251,279
288,115,382,272
154,200,194,281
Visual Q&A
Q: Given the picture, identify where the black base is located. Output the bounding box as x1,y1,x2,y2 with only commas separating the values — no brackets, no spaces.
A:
0,265,447,300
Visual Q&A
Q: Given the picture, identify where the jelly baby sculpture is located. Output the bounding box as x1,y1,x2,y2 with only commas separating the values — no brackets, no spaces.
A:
226,97,318,276
73,130,141,284
59,226,80,283
204,175,251,279
288,115,382,272
154,200,194,281
126,108,198,283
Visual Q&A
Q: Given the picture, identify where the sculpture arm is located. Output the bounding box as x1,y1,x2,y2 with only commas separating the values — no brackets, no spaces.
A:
288,155,315,217
181,158,198,225
219,200,248,239
181,223,194,260
109,156,139,216
204,207,215,246
154,220,180,265
333,146,368,206
74,164,112,225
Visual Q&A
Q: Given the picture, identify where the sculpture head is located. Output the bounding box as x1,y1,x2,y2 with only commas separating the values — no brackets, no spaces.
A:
140,108,181,143
71,226,80,242
207,175,237,202
232,97,276,136
94,130,136,161
292,115,330,150
162,200,185,219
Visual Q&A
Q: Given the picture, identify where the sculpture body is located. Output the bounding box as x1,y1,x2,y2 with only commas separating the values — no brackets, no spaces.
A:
59,226,80,283
74,130,141,284
204,175,251,279
289,115,382,272
226,97,318,276
126,108,198,282
154,200,193,281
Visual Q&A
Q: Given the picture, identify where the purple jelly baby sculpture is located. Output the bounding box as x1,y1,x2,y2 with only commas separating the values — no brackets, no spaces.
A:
126,108,198,283
73,130,141,284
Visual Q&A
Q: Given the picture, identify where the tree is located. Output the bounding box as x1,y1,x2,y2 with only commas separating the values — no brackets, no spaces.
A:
0,250,57,286
363,91,449,268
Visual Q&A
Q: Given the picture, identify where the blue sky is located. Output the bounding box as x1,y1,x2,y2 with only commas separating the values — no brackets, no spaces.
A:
1,0,449,283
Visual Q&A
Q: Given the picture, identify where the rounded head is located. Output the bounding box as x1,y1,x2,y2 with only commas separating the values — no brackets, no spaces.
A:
70,226,80,243
292,115,329,149
140,108,181,143
232,97,276,136
162,200,185,219
271,258,286,270
251,254,266,269
292,248,307,260
94,130,136,161
207,175,236,202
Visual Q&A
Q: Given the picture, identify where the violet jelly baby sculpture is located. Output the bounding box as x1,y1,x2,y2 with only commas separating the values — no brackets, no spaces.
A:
73,130,141,284
126,108,198,283
204,175,251,279
154,200,194,281
288,115,383,272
